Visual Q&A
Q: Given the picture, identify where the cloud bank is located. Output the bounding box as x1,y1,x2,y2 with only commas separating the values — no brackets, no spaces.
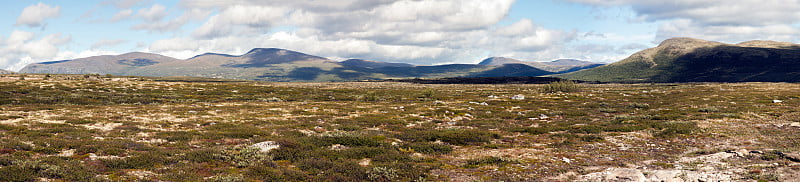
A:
15,3,61,28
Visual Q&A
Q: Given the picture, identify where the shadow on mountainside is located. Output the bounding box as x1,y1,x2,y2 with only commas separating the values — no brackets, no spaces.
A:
652,45,800,82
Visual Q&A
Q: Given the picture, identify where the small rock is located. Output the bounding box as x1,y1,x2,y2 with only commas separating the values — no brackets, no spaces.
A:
358,158,371,166
263,97,283,102
773,100,783,103
511,94,525,100
251,141,280,153
58,149,76,157
330,144,348,150
89,153,99,160
729,149,750,157
562,157,572,163
539,114,549,120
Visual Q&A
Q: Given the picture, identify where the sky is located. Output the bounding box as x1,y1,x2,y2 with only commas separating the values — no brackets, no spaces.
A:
2,0,800,71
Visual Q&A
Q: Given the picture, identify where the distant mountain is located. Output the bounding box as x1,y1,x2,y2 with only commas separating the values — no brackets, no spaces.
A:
478,57,603,73
559,37,800,83
21,52,181,75
340,59,414,68
0,69,14,74
124,48,342,81
479,57,538,66
21,48,555,81
546,59,597,66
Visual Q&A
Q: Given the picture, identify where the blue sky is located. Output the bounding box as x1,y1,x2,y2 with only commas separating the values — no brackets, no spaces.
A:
2,0,799,71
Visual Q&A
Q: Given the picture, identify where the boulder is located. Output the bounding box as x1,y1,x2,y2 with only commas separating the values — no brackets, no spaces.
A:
251,141,280,153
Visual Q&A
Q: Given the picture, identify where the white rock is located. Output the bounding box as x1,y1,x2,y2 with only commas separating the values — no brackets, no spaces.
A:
604,168,646,182
773,100,783,103
511,94,525,100
581,168,645,182
647,170,689,182
330,144,348,150
539,114,549,120
58,149,76,157
251,141,280,153
358,158,371,166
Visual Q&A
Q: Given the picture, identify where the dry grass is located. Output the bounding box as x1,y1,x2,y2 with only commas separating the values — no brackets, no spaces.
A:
0,74,799,181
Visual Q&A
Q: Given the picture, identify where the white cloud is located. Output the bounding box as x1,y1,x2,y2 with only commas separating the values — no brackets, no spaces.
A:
15,3,62,27
568,0,800,43
495,19,536,36
656,19,800,43
192,5,288,38
153,0,593,64
0,30,71,71
569,0,800,26
137,4,168,22
111,9,134,22
133,8,211,33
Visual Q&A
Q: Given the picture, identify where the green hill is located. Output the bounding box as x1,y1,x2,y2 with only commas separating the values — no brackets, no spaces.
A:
559,37,800,83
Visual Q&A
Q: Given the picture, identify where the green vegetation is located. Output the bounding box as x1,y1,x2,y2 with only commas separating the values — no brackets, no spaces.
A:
541,80,581,93
0,74,799,180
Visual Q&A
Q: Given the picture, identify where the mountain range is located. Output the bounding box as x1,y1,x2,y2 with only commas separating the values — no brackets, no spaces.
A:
478,57,604,73
0,69,13,74
18,37,799,83
20,48,601,82
559,37,800,82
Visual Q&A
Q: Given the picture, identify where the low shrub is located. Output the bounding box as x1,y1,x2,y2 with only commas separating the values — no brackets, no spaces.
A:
367,167,399,182
627,103,650,109
463,157,519,168
402,142,453,155
542,80,580,93
217,145,272,167
183,148,223,163
653,122,698,138
103,152,173,169
433,129,500,145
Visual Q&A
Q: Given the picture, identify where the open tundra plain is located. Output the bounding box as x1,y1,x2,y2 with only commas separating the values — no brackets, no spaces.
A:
1,74,800,181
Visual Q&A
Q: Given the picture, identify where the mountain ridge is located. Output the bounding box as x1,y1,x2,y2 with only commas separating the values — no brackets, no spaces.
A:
20,48,568,81
559,37,800,83
479,57,604,73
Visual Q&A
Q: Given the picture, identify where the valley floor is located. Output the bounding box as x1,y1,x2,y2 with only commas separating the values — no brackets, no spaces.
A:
1,74,799,181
